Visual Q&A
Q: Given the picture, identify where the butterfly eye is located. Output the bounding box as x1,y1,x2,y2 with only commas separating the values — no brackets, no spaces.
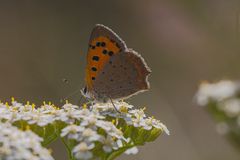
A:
96,42,101,47
83,87,87,94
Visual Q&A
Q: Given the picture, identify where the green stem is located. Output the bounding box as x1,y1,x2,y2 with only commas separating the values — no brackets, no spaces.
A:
61,137,75,160
106,144,135,160
42,133,58,147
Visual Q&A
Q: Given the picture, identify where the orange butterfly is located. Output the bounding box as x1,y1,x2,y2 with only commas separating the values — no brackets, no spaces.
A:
82,24,151,103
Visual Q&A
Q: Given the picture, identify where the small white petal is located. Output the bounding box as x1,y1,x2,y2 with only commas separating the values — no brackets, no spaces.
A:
125,147,139,155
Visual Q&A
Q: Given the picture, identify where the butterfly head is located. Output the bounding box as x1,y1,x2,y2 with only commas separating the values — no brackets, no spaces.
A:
80,86,91,99
81,86,110,103
80,86,103,102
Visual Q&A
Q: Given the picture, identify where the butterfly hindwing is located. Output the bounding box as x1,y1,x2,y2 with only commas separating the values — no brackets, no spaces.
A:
93,50,151,100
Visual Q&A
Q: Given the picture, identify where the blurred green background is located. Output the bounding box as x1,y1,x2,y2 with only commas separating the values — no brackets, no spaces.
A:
0,0,240,160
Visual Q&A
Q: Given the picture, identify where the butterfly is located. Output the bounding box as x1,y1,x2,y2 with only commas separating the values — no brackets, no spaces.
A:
81,24,151,103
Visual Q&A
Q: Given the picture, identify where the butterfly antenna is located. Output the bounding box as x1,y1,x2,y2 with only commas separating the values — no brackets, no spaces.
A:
60,89,82,103
60,78,86,104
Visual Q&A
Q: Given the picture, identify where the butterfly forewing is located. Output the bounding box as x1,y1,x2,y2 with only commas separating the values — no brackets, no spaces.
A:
89,24,127,51
85,25,127,90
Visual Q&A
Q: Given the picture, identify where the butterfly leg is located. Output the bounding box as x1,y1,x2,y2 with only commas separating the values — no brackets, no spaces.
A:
77,95,84,106
109,97,121,113
82,100,94,110
90,101,95,111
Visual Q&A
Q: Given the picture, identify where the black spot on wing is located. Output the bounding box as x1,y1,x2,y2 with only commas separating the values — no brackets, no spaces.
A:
91,67,97,71
101,42,106,47
92,56,99,61
102,49,108,54
96,42,101,47
108,51,114,56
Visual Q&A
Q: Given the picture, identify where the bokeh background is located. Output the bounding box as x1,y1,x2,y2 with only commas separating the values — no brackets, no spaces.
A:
0,0,240,160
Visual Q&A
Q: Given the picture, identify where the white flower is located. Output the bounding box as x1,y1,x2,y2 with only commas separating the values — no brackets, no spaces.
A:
73,142,94,160
0,110,21,123
0,99,168,159
129,109,146,119
125,147,139,155
141,117,154,130
92,101,133,112
63,103,80,110
61,125,102,143
28,113,55,126
59,109,83,124
61,125,85,140
81,128,102,142
142,117,170,135
128,108,148,128
104,123,124,139
219,99,240,117
0,122,54,160
101,136,119,153
132,116,145,128
80,114,105,129
196,81,240,106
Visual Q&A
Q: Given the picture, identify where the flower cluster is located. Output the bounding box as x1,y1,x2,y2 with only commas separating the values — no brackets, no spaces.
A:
0,122,53,160
94,101,169,133
0,99,168,160
196,80,240,118
60,107,125,159
195,80,240,106
196,80,240,148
